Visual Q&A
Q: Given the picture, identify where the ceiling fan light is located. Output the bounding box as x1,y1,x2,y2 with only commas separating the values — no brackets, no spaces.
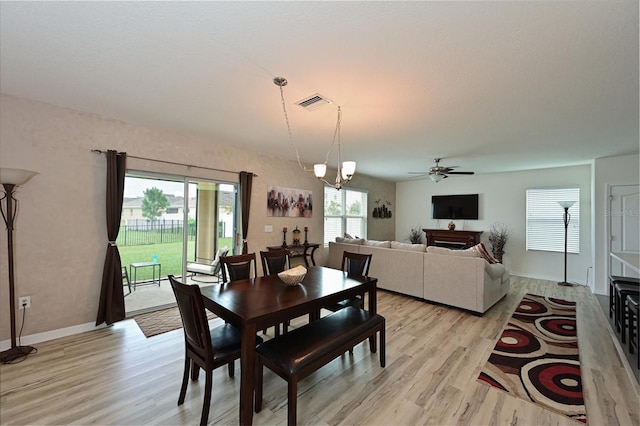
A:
341,161,356,179
430,173,444,183
314,164,327,178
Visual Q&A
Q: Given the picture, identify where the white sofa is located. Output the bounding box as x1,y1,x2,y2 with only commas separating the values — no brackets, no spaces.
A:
328,240,510,314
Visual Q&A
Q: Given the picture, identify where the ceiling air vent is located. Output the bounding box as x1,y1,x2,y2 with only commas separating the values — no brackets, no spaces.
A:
295,93,332,111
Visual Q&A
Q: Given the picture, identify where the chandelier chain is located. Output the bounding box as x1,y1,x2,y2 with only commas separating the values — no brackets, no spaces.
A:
277,85,310,173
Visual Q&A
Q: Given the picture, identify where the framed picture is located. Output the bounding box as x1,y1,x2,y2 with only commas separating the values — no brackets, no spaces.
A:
267,186,313,217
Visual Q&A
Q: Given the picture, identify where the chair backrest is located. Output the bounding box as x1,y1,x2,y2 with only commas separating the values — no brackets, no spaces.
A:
220,253,257,282
260,249,291,276
211,247,230,276
341,251,372,277
168,275,212,363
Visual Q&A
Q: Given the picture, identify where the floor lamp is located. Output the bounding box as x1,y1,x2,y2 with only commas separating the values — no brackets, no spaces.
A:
557,200,576,287
0,167,38,364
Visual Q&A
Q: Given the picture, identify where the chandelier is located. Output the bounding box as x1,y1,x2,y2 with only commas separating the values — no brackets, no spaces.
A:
274,77,356,190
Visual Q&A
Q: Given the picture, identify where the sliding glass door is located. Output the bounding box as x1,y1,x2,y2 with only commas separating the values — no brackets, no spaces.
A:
119,172,236,315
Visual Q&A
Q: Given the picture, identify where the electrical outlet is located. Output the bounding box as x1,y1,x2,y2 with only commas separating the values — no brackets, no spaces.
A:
18,296,31,309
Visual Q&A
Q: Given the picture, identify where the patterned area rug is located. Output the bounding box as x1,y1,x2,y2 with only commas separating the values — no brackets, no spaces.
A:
133,306,216,338
478,294,587,424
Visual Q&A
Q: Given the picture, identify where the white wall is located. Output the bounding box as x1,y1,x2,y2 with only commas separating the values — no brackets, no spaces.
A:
396,165,593,285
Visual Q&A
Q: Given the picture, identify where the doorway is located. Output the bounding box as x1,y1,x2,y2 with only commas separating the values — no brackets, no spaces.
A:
608,184,640,279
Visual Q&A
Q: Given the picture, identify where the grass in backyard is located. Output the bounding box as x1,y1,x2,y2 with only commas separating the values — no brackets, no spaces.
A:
119,238,232,282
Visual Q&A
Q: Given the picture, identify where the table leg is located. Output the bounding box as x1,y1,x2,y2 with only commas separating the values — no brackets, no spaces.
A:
309,246,318,266
368,286,377,352
239,322,257,425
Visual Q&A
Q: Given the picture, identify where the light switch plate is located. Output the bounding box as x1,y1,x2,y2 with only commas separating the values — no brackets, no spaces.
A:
265,225,273,233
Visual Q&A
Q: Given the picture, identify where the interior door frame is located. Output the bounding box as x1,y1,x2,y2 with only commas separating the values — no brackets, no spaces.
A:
606,183,640,284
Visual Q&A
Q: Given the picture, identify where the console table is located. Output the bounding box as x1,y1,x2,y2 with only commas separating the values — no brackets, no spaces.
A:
422,229,482,249
267,243,320,267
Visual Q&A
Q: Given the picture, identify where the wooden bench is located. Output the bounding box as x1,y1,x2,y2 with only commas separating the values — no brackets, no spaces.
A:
254,306,385,425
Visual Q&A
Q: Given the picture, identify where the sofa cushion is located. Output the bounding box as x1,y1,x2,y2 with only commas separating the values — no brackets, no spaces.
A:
335,237,365,245
427,246,480,258
363,240,392,248
390,241,427,252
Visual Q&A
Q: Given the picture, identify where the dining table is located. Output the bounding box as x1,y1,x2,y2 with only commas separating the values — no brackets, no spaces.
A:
199,265,378,425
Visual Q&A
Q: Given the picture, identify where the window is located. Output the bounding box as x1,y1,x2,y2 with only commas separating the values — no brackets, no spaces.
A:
323,186,368,245
526,188,580,253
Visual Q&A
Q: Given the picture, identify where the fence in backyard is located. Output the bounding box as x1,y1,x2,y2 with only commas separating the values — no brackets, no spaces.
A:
118,219,196,246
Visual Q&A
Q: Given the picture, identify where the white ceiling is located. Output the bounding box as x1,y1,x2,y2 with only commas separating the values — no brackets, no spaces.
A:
1,1,638,182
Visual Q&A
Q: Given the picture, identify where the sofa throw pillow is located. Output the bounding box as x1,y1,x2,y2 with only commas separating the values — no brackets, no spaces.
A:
391,241,427,252
344,232,354,239
363,240,392,248
471,242,499,264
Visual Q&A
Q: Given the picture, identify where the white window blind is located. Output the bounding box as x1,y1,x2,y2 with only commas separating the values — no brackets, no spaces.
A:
526,188,580,253
323,186,367,245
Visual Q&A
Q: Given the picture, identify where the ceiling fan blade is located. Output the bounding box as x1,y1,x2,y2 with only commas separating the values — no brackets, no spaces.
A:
446,171,474,175
408,172,430,175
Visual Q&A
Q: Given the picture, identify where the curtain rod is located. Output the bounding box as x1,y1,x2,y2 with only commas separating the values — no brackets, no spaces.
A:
91,149,257,177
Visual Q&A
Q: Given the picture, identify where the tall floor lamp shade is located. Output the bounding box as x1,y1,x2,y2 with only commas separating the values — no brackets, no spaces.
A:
558,200,576,287
0,167,38,363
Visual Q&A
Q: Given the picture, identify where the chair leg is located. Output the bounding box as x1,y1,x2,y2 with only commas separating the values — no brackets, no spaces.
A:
227,360,235,377
380,326,386,368
254,361,263,413
609,280,614,318
191,360,200,380
615,289,622,332
200,370,213,426
178,356,190,405
287,379,298,426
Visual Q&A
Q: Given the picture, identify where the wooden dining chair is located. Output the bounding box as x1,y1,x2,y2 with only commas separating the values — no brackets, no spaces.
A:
325,251,373,313
220,253,257,282
168,274,262,426
260,249,290,276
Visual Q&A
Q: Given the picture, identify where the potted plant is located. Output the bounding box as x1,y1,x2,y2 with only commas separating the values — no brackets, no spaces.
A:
488,222,508,263
407,227,423,244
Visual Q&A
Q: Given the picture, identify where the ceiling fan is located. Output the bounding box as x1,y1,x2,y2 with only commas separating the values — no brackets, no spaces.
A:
409,158,475,182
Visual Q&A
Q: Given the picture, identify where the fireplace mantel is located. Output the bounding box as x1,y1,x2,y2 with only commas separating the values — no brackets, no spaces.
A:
422,229,483,249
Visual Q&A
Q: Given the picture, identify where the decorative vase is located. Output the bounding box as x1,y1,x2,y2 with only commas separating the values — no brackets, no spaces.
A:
292,226,301,245
448,221,456,230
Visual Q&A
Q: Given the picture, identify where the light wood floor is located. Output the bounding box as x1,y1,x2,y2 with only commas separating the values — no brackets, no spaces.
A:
1,276,639,425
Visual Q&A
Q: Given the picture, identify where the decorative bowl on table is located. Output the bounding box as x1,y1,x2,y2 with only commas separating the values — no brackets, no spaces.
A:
278,265,307,286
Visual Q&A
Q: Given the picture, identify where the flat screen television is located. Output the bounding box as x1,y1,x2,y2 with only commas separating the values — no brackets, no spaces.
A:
432,194,479,220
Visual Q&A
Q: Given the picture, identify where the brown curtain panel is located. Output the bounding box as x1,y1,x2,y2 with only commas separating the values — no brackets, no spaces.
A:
96,150,127,325
239,171,253,254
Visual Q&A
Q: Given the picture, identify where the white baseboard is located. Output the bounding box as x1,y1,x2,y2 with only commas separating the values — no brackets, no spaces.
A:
0,321,109,351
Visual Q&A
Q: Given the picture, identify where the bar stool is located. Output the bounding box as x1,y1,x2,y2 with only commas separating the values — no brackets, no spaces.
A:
627,294,639,369
609,275,640,318
614,281,639,342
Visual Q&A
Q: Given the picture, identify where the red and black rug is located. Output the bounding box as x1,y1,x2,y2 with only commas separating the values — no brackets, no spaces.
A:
478,294,587,424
